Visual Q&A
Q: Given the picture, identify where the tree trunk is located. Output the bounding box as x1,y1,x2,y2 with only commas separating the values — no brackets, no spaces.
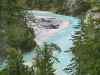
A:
0,0,3,27
0,5,2,26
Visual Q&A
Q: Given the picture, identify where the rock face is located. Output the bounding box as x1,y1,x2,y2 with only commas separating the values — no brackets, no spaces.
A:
66,0,91,16
67,0,77,13
85,7,100,19
27,11,70,45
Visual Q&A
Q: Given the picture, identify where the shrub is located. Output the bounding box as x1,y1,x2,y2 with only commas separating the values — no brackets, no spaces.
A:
7,26,36,52
72,0,91,16
20,38,36,52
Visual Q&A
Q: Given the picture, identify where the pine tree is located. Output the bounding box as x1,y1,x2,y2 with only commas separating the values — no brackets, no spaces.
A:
0,0,6,61
34,43,61,75
2,0,36,52
64,0,100,75
0,49,34,75
25,0,34,9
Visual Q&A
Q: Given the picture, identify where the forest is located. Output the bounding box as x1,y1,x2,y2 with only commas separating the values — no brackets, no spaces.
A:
0,0,100,75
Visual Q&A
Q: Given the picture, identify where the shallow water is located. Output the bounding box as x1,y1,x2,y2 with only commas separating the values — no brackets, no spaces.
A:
0,13,80,75
23,13,80,75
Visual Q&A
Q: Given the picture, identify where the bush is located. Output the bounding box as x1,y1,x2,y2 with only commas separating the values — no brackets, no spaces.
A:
7,26,36,52
72,0,91,16
7,35,21,49
20,38,36,52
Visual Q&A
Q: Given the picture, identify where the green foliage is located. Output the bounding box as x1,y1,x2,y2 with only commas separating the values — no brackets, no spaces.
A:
33,0,51,10
64,0,100,74
1,0,36,52
0,49,34,75
52,0,63,13
34,42,61,75
72,0,91,16
20,38,36,52
25,0,34,9
0,70,4,75
6,48,22,61
6,26,36,52
33,0,91,16
33,0,69,14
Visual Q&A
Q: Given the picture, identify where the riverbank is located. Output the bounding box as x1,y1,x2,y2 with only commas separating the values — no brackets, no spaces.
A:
23,10,79,75
24,10,70,67
27,10,70,45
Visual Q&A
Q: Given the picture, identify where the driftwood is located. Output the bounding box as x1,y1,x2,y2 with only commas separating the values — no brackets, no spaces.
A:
43,24,59,29
41,18,51,22
50,18,55,19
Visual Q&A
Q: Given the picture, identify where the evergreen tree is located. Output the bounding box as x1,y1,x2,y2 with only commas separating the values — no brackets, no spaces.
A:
25,0,34,9
72,0,91,16
0,0,6,61
0,49,34,75
64,0,100,75
34,43,61,75
2,0,36,52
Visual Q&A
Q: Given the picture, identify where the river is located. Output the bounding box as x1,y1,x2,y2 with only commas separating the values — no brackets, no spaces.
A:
23,13,80,75
0,12,79,75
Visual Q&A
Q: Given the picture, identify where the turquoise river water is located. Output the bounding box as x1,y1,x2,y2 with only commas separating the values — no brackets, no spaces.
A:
0,13,80,75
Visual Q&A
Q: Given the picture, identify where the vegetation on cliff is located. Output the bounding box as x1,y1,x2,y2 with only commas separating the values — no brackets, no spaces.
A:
0,43,61,75
33,0,91,16
0,0,36,61
0,0,100,75
64,0,100,74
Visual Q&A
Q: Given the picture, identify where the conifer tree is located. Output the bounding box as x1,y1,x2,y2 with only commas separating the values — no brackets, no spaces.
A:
2,0,36,52
64,0,100,75
34,43,61,75
0,49,34,75
0,0,6,61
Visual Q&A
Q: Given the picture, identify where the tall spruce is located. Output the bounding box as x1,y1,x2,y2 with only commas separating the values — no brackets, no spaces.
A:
34,43,61,75
0,0,6,61
0,49,34,75
64,0,100,75
2,0,36,52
